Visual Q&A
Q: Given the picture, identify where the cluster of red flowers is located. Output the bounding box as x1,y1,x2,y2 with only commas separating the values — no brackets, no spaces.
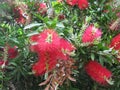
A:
30,29,75,76
13,4,28,24
0,46,18,70
82,25,102,44
66,0,89,9
85,60,112,85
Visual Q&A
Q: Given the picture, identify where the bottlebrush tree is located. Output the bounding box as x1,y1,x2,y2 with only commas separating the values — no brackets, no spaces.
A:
0,0,120,90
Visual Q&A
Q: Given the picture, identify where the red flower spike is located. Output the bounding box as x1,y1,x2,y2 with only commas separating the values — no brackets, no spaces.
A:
82,25,102,44
37,51,57,62
36,2,47,15
30,29,76,60
30,29,76,76
31,29,60,55
13,5,28,24
78,0,88,9
58,38,76,60
32,55,57,76
8,46,18,59
60,38,75,51
109,34,120,50
66,0,78,6
85,60,112,85
109,34,120,62
32,61,46,76
30,34,41,52
30,34,40,42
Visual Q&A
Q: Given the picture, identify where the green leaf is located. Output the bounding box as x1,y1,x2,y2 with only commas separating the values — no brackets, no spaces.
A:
24,23,43,30
91,53,95,60
27,31,39,37
56,23,65,28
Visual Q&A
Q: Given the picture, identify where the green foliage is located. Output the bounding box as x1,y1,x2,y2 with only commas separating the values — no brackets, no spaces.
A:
0,0,120,90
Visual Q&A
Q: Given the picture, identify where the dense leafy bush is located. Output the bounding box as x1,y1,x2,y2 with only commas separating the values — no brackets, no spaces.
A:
0,0,120,90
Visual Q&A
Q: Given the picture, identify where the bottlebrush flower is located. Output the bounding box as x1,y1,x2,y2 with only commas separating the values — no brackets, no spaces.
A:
58,38,76,60
13,4,28,17
13,4,28,24
32,61,46,76
82,25,102,44
30,34,41,52
66,0,78,6
30,29,60,55
32,47,57,76
13,6,26,24
38,51,58,62
30,29,76,76
36,2,47,15
60,38,75,51
85,60,112,85
30,29,76,59
109,34,120,50
30,34,40,42
32,56,57,76
78,0,88,9
8,46,18,59
109,34,120,62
